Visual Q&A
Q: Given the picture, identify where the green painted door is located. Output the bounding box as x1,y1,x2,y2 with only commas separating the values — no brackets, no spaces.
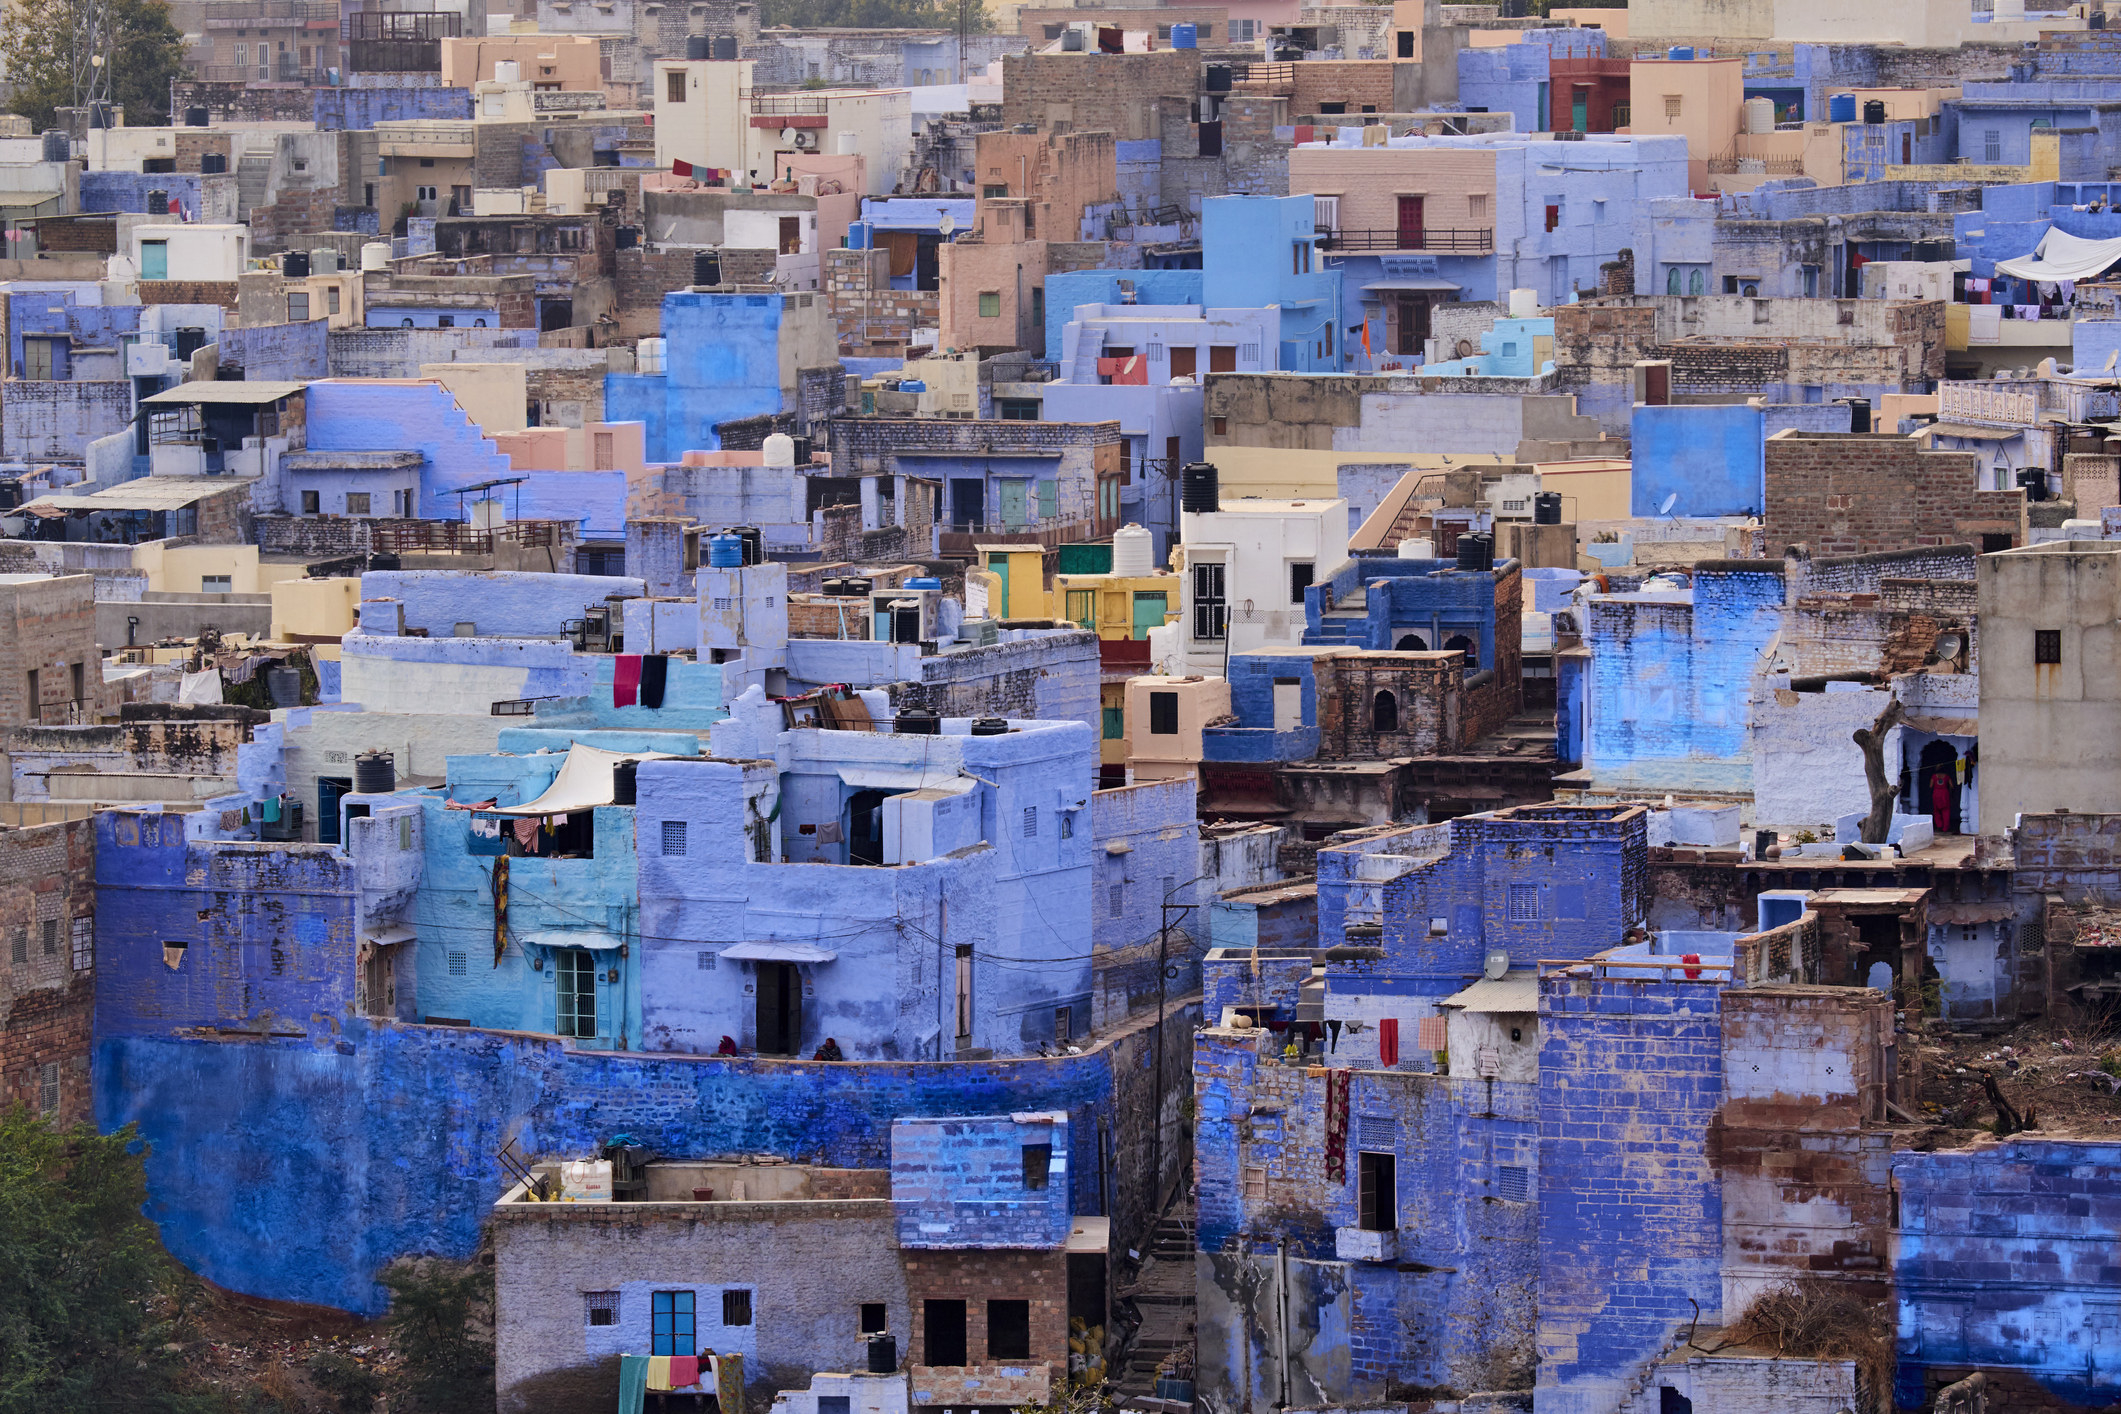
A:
988,556,1010,615
140,241,168,280
998,479,1029,528
1131,591,1167,639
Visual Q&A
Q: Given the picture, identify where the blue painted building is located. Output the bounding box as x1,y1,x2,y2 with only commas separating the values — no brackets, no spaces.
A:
1455,24,1612,135
314,87,472,130
1630,403,1764,517
7,289,139,380
891,1113,1073,1248
1202,195,1342,373
1423,315,1554,378
1041,269,1205,362
605,289,830,462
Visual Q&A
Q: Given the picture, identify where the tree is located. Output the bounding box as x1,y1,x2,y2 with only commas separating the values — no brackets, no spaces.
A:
0,1108,213,1414
1851,696,1906,845
0,0,187,133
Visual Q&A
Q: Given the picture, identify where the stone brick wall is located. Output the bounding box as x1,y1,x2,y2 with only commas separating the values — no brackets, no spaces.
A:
0,819,95,1126
1000,50,1203,143
826,247,939,357
1316,652,1463,758
169,80,315,123
136,280,241,312
615,247,698,340
886,630,1102,736
902,1248,1068,1369
1764,434,2026,558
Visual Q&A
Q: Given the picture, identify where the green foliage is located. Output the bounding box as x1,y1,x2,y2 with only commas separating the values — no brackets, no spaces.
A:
0,1108,219,1414
380,1261,494,1413
0,0,187,132
759,0,992,34
306,1351,383,1414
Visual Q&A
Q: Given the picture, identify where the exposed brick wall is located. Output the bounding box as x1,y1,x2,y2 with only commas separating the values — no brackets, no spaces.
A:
901,1248,1068,1371
136,280,241,312
826,247,939,357
1764,434,2027,558
0,819,95,1127
1000,50,1203,143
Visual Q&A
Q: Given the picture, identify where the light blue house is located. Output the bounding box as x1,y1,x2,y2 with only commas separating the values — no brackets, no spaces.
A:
1423,316,1554,377
1202,194,1343,373
605,289,829,462
1455,24,1611,135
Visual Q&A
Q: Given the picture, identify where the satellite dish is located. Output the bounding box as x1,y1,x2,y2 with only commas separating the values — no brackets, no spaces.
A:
938,212,957,236
1483,949,1509,981
781,126,799,146
1658,492,1679,516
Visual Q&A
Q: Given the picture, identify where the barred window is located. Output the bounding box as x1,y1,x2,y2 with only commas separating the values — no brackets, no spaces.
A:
662,820,689,855
1507,884,1539,921
586,1291,619,1326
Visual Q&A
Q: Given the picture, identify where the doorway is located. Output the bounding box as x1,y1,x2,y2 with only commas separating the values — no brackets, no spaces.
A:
1395,295,1429,355
846,788,889,866
1917,740,1960,834
997,479,1029,528
923,1299,968,1366
1396,196,1425,250
756,961,802,1054
1850,914,1900,991
317,776,353,844
950,478,984,530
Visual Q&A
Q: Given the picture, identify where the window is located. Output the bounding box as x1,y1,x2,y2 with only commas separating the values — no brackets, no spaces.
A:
651,1291,696,1356
1022,807,1038,838
1468,193,1488,219
955,943,973,1040
983,183,1008,198
1544,202,1561,233
1149,691,1179,735
2035,629,2062,664
1357,1151,1397,1230
667,69,686,102
979,290,1001,318
860,1303,889,1335
1059,814,1073,840
1292,240,1311,275
1688,268,1706,296
557,948,597,1038
201,575,232,594
327,286,341,315
987,1300,1031,1360
662,820,689,855
1507,883,1539,921
9,931,23,964
1663,94,1682,119
1668,265,1682,295
1496,1165,1529,1202
924,1300,968,1367
586,1291,620,1326
1109,882,1125,918
448,951,469,976
41,919,57,957
1372,690,1398,733
1242,1165,1267,1199
1984,129,2001,163
288,292,309,321
1055,1005,1071,1043
38,1063,57,1116
698,950,717,970
1313,195,1339,231
301,490,321,514
345,493,371,515
1192,562,1227,640
1289,561,1314,605
235,43,247,66
1022,1142,1052,1190
1211,415,1228,436
71,917,91,971
722,1289,753,1326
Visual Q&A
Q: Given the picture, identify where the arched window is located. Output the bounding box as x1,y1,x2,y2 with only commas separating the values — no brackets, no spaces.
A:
1372,690,1399,733
1688,268,1706,296
1446,633,1477,669
1395,632,1428,651
1667,265,1682,295
400,318,414,327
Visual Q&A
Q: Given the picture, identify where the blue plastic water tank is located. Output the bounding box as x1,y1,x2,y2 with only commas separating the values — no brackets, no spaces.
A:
708,534,745,567
899,379,926,393
1667,45,1693,59
1172,22,1197,47
1828,93,1857,123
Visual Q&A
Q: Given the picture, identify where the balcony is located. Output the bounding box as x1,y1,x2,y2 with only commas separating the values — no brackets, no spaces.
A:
1336,1225,1399,1263
1319,227,1493,254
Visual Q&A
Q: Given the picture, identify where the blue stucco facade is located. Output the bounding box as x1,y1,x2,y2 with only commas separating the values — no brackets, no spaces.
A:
607,290,796,462
1042,268,1204,362
1630,403,1764,517
314,86,472,129
1202,195,1341,373
9,291,139,378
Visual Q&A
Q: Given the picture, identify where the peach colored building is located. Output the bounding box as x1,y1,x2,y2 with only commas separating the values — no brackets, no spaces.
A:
1289,142,1497,249
441,36,604,91
1125,674,1232,784
938,129,1120,351
1628,55,1743,193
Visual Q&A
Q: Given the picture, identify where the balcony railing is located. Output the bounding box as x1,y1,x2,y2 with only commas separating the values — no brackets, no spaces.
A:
752,94,831,116
1318,227,1493,253
368,519,572,555
1706,151,1806,176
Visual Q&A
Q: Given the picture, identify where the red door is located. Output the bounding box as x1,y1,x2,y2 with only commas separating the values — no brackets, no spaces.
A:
1397,196,1425,250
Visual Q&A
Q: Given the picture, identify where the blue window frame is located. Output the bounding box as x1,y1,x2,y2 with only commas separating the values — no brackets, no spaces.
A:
652,1290,696,1355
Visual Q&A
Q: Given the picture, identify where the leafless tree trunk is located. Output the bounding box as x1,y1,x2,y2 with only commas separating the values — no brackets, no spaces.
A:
1852,697,1907,844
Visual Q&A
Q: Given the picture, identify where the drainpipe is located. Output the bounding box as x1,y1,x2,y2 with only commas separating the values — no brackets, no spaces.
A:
1275,1238,1291,1408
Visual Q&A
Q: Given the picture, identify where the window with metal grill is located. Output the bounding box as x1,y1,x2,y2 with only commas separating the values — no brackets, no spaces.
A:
1022,807,1038,837
722,1289,753,1326
662,819,689,855
585,1291,619,1326
2035,629,2061,664
1496,1164,1529,1202
1507,883,1539,921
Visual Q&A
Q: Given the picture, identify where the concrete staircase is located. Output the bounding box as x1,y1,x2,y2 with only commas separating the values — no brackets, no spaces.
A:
1115,1211,1197,1398
236,155,273,223
1303,584,1366,646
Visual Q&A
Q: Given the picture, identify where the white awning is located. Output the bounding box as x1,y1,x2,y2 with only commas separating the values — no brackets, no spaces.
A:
485,744,681,817
718,940,839,963
1994,227,2121,281
1437,969,1538,1014
1362,277,1462,292
365,924,417,947
519,930,625,952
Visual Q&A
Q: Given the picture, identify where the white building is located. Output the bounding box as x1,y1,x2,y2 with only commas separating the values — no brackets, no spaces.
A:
1163,492,1350,676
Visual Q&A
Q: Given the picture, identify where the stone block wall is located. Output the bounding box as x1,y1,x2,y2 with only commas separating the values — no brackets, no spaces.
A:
901,1249,1068,1369
0,819,95,1126
1764,434,2027,559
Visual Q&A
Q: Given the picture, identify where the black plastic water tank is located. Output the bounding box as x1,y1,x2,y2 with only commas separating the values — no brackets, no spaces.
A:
41,130,68,162
1179,461,1221,514
843,576,872,597
284,250,311,278
1862,99,1886,124
201,153,227,174
1533,491,1563,524
896,708,941,735
353,751,396,794
790,435,813,464
971,718,1010,735
867,1336,897,1374
891,604,922,643
1205,64,1232,92
685,34,712,59
185,106,211,127
612,758,638,805
712,34,739,60
1456,532,1493,571
1845,397,1871,434
821,577,848,597
693,250,721,286
736,525,763,565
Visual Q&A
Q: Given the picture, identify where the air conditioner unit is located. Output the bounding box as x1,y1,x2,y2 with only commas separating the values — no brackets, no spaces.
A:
791,129,818,150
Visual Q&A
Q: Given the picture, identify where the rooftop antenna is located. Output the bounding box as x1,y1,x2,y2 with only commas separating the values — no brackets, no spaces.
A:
1658,491,1679,518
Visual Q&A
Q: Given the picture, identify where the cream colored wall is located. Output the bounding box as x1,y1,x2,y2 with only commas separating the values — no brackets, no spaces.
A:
653,60,753,174
1550,8,1628,36
1289,145,1497,239
1629,58,1744,190
135,543,265,595
1125,674,1232,770
421,362,529,435
441,35,603,90
272,577,362,640
1534,460,1631,522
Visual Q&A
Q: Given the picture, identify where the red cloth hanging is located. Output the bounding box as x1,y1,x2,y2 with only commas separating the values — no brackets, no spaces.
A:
1377,1017,1399,1068
613,655,643,708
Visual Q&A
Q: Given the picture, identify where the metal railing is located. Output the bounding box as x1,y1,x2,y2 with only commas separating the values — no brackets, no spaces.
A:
1318,227,1493,253
368,519,572,555
1537,957,1734,983
752,94,831,116
1706,151,1806,176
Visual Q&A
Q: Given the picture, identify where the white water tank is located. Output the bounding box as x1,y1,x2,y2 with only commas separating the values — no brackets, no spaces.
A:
1508,287,1539,318
1743,96,1775,134
361,241,391,271
1398,536,1435,559
1112,522,1155,577
1993,0,2025,20
637,337,667,374
837,130,859,156
763,432,796,466
494,60,520,83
